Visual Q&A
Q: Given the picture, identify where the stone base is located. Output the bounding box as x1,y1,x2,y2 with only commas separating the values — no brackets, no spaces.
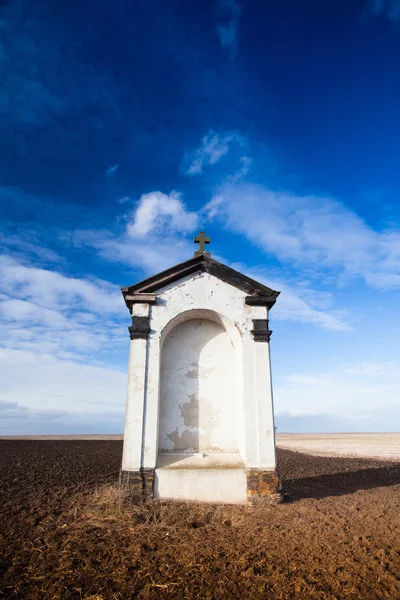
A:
154,453,247,504
119,468,154,499
246,469,283,504
119,467,283,505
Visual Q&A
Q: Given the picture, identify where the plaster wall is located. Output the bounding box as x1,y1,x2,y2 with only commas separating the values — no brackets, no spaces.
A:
154,453,247,504
159,319,238,453
121,337,147,471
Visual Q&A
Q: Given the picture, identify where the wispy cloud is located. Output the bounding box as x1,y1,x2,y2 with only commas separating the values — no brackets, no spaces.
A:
83,233,350,331
215,0,242,56
106,164,119,177
0,231,62,266
0,399,68,424
206,181,400,290
183,130,247,176
0,254,128,434
0,255,122,314
76,229,195,275
366,0,400,21
0,255,125,359
70,190,198,275
0,350,126,435
275,360,400,431
265,280,348,331
228,262,348,331
66,172,349,331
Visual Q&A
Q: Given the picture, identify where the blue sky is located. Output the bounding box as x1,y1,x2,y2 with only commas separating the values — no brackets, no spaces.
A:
1,0,400,434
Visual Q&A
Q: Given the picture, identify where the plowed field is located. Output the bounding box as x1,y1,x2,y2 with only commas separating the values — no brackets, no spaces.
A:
1,440,399,599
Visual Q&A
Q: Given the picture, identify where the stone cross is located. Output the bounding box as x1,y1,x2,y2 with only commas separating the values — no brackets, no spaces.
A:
194,231,210,257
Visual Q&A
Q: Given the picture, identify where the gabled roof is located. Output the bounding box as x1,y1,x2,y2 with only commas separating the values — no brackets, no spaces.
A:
121,254,280,310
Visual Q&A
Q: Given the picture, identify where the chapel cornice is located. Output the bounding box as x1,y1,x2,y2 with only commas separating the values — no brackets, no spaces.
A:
121,255,280,311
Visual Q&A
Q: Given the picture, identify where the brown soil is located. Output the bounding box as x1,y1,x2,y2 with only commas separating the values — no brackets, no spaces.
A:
0,441,399,599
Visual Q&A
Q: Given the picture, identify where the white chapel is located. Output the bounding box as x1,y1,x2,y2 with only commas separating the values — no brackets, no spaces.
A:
120,232,282,504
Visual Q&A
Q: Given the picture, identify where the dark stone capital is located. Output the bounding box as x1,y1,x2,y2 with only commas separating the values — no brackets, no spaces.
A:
128,316,151,340
245,295,276,308
251,319,272,342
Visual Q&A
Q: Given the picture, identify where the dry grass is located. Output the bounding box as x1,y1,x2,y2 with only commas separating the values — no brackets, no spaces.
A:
79,483,250,531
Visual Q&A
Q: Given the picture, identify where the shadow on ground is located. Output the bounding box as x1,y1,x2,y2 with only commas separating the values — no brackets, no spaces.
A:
277,448,400,501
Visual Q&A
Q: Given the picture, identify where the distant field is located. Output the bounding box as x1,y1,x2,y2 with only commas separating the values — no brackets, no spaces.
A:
1,432,399,460
276,433,400,460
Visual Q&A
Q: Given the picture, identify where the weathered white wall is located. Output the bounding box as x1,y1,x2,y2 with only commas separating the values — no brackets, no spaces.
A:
159,319,238,453
154,453,247,504
121,303,149,472
122,271,277,482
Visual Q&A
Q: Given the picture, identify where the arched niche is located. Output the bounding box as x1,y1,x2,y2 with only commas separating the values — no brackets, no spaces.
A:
158,309,243,456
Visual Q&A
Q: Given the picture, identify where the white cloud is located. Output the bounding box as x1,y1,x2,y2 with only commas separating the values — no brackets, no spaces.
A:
184,130,246,176
0,298,70,326
206,181,400,290
1,318,124,359
91,235,195,275
230,264,349,331
0,255,123,314
0,255,126,359
270,281,348,331
127,191,198,238
274,360,400,431
215,0,242,55
74,221,347,332
71,190,198,276
72,205,348,331
71,192,199,275
0,349,126,435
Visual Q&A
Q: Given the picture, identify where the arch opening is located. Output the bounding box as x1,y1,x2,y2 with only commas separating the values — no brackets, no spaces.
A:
158,310,242,456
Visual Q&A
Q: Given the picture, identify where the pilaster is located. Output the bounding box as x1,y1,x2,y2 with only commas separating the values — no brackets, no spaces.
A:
121,302,151,473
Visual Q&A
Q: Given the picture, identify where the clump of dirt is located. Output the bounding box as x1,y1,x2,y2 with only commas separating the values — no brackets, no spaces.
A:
0,440,399,599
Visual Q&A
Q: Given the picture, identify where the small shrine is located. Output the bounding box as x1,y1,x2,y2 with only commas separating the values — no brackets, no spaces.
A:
120,233,281,504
